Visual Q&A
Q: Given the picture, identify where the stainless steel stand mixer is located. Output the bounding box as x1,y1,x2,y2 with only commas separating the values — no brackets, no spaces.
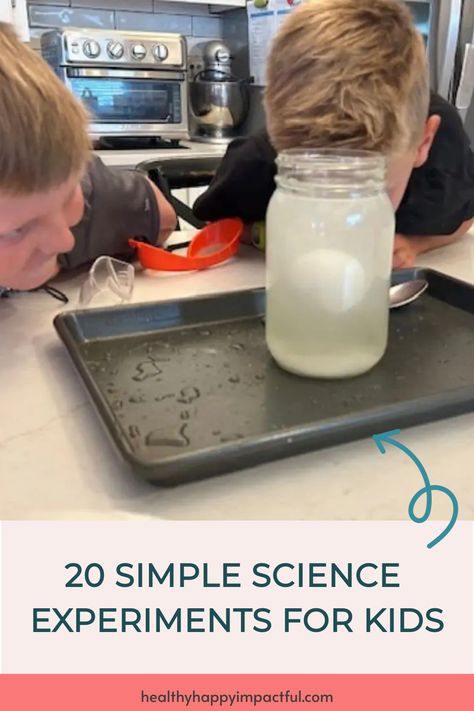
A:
189,40,251,144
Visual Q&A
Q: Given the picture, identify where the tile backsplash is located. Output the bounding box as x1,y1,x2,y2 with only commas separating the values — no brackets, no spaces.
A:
27,1,229,49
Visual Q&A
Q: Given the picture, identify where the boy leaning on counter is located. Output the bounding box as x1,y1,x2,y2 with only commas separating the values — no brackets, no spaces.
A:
2,0,474,295
194,0,474,269
0,22,176,293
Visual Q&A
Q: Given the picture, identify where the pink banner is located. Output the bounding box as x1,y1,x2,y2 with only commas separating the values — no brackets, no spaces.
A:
1,674,473,710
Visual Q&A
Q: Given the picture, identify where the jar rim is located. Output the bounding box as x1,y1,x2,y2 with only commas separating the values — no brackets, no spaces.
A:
277,148,385,168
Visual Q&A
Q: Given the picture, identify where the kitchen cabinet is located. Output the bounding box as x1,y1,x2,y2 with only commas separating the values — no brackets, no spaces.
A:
172,186,208,230
95,143,225,229
189,186,208,207
172,188,192,230
0,0,29,41
0,0,12,21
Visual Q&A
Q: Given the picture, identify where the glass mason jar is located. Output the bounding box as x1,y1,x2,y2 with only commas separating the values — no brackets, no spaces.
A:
265,149,395,378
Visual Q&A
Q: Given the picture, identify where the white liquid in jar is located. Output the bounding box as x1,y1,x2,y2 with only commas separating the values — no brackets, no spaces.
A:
265,190,394,378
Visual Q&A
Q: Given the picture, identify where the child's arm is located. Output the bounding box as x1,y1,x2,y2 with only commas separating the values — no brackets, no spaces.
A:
393,218,474,268
63,155,175,271
146,178,177,243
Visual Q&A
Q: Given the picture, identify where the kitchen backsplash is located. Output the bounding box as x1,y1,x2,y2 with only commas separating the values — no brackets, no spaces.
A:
27,1,246,51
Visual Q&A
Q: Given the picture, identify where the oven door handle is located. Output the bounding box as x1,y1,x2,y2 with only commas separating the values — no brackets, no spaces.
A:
66,67,185,81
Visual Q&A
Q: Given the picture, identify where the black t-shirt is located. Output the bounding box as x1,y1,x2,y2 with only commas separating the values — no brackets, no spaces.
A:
58,154,160,270
194,94,474,236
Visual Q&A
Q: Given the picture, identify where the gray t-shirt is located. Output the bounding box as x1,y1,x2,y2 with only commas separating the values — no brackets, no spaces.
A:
58,154,160,270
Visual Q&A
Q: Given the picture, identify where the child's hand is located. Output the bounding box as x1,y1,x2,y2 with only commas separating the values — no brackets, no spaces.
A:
393,226,469,269
392,234,418,269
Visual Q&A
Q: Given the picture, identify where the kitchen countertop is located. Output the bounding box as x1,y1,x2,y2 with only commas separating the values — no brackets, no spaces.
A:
1,235,474,521
95,140,227,170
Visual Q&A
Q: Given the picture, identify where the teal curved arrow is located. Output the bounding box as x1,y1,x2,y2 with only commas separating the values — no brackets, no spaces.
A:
372,429,458,548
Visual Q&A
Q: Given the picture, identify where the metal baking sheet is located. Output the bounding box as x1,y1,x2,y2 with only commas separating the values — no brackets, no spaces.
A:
54,268,474,485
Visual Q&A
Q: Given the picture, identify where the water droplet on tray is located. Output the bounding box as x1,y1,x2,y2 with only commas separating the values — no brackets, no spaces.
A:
129,425,141,439
219,433,244,443
132,358,163,382
145,423,190,448
177,386,200,404
155,393,175,402
129,395,147,404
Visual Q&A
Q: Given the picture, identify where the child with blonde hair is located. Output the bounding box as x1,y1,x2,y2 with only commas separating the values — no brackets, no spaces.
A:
195,0,474,267
0,22,175,292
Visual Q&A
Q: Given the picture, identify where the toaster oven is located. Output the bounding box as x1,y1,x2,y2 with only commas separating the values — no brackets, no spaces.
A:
41,28,189,141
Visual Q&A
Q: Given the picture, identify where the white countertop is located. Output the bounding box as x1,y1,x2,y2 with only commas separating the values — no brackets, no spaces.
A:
1,235,474,521
95,140,227,170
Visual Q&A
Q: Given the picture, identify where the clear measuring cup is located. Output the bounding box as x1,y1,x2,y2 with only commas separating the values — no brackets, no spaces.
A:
78,256,135,308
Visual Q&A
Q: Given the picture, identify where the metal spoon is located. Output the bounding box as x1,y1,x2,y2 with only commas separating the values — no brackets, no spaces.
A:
260,278,428,324
389,279,428,309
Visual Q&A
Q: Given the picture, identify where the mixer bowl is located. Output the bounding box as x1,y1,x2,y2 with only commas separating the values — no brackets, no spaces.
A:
190,80,249,139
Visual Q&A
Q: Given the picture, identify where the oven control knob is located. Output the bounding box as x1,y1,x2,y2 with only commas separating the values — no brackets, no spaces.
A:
131,43,147,61
83,39,101,59
153,44,169,62
107,41,124,59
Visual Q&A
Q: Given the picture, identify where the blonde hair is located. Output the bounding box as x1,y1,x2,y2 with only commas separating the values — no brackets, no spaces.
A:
0,22,90,195
264,0,429,155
